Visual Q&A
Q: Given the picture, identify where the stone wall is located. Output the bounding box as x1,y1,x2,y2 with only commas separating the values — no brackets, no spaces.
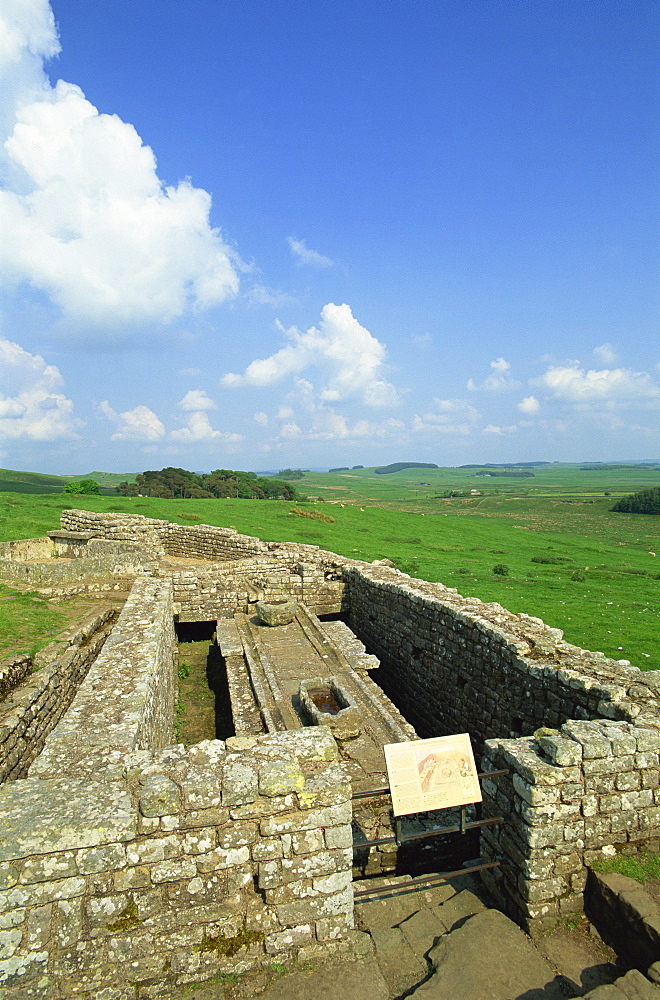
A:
0,655,31,704
2,508,659,950
0,538,54,561
30,578,177,778
0,610,116,784
480,719,660,927
344,564,660,751
170,557,345,622
0,729,354,999
0,538,157,593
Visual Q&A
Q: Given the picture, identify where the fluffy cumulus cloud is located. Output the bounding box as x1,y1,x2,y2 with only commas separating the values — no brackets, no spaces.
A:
222,302,398,407
0,337,81,439
287,237,333,268
412,399,479,437
177,390,216,412
270,377,405,444
170,389,242,443
593,343,617,365
517,395,540,415
467,358,520,392
533,364,660,405
99,401,165,442
0,1,239,328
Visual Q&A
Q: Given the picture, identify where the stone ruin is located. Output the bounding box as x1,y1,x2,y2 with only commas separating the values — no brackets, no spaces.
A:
0,509,659,998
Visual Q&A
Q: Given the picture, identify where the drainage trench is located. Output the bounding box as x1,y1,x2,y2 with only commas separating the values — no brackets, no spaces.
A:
175,620,235,743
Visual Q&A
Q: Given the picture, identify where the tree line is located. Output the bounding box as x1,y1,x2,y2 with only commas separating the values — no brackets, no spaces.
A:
611,486,660,515
116,467,300,500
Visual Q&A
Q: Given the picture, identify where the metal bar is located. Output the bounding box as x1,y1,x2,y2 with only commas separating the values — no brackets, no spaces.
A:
351,768,509,801
354,860,500,900
355,814,503,850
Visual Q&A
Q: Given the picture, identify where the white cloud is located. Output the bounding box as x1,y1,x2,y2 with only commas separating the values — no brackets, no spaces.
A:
483,424,518,435
170,411,243,444
177,390,216,412
287,237,333,268
0,337,81,440
279,422,301,440
0,3,239,328
517,395,540,415
593,343,617,365
534,364,660,404
99,401,165,442
412,399,479,436
253,411,269,426
247,284,299,308
221,302,398,407
467,357,521,392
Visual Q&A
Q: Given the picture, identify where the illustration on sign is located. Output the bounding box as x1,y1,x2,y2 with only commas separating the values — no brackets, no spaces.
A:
384,733,482,817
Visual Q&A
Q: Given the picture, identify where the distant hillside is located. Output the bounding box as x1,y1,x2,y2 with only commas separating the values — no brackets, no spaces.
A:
0,468,133,495
374,462,439,475
0,468,66,494
459,462,550,469
68,471,138,488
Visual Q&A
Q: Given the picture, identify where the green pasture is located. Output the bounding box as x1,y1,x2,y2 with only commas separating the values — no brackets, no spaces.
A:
0,461,658,671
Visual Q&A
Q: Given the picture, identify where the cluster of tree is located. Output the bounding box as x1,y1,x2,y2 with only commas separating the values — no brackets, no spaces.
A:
328,465,364,473
116,467,300,501
374,462,439,475
474,470,534,478
611,486,660,515
271,468,307,480
63,479,100,495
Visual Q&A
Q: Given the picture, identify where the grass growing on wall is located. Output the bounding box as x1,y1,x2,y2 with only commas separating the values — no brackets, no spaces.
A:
0,461,658,671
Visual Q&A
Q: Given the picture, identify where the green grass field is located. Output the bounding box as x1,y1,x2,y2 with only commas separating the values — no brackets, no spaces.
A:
0,462,658,670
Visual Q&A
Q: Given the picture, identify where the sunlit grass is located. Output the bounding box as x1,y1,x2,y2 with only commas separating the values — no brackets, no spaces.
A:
0,461,658,671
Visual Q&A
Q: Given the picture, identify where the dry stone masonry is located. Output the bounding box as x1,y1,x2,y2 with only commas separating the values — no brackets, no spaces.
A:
0,508,658,997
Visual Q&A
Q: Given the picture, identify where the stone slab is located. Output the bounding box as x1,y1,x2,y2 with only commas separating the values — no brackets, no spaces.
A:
410,908,569,1000
0,778,136,861
254,957,390,1000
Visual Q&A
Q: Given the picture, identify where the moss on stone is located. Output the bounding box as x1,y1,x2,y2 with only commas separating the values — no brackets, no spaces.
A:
195,920,263,957
107,900,143,933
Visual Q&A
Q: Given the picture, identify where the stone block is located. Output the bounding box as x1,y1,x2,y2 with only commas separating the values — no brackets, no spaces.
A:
179,766,223,810
20,853,78,884
195,846,250,874
265,924,313,953
76,843,127,874
139,775,181,817
258,757,305,798
150,857,197,883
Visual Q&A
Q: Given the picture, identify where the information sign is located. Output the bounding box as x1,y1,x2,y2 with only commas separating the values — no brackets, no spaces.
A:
384,733,482,817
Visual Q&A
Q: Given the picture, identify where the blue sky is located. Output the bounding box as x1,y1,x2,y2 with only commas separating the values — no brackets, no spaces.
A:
0,0,658,475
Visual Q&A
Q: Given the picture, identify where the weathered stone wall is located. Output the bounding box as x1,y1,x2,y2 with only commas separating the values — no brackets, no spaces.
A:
3,508,659,949
0,537,54,561
480,720,660,927
0,729,354,999
0,610,116,784
30,578,177,779
0,538,156,593
344,564,660,751
170,557,345,622
0,655,31,703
